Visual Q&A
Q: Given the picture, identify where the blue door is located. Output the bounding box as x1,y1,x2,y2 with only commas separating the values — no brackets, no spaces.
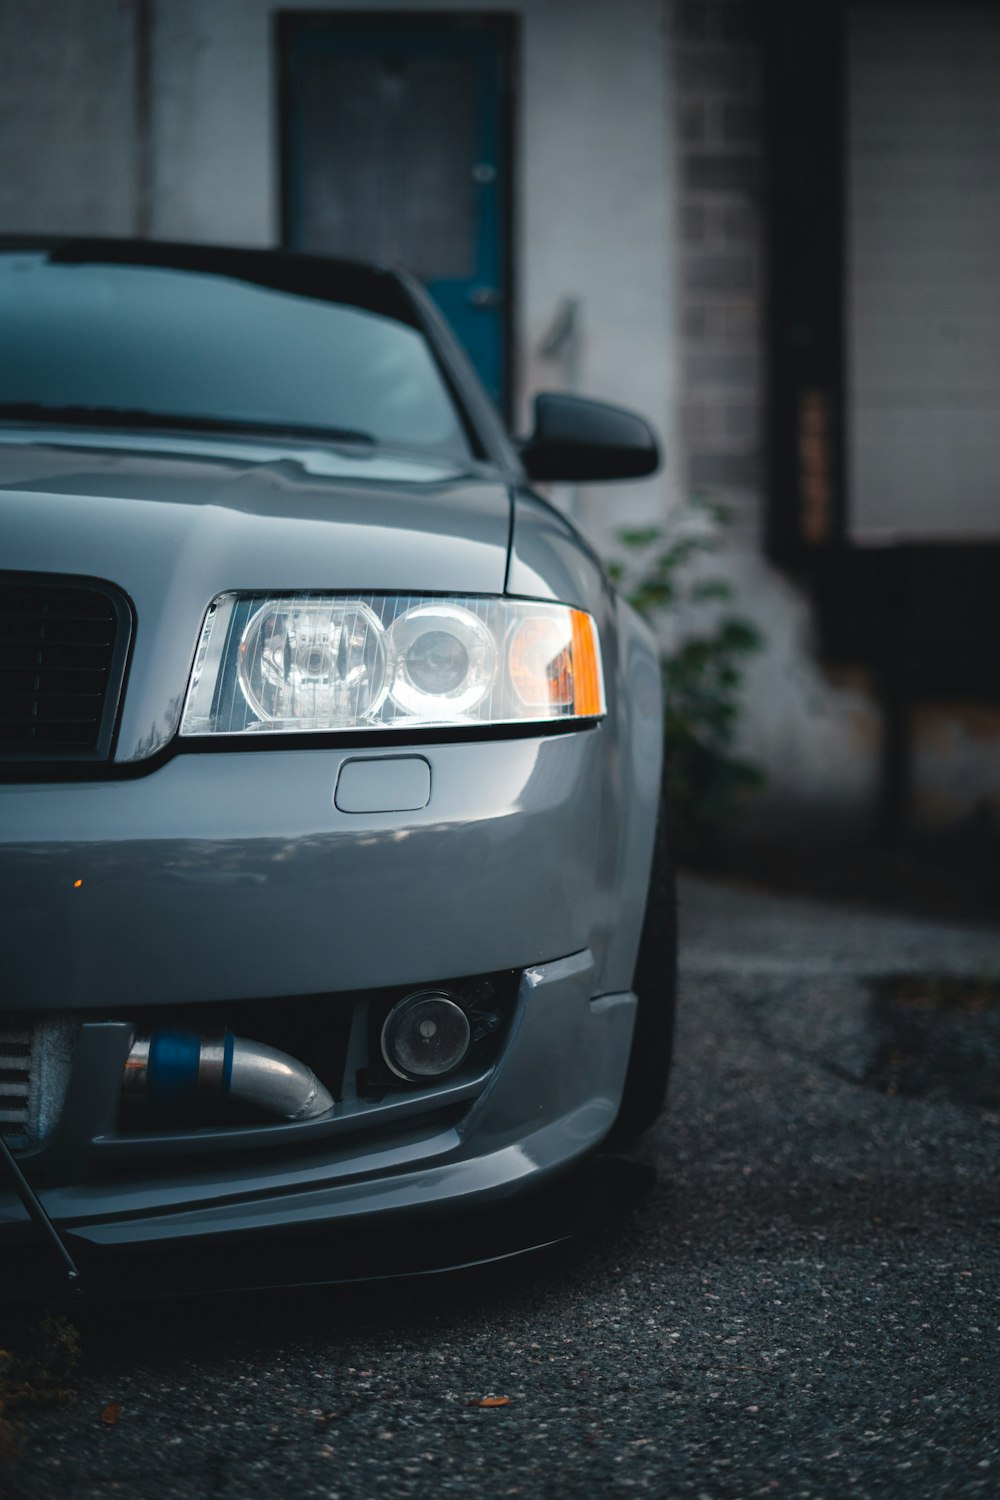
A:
280,15,511,409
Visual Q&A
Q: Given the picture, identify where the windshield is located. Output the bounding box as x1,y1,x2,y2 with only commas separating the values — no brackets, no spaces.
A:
0,252,472,463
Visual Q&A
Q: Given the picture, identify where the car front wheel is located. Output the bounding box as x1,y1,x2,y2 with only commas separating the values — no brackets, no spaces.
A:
609,786,677,1142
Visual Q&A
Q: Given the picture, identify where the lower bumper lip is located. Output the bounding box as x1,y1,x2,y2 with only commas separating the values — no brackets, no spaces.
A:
0,1153,656,1305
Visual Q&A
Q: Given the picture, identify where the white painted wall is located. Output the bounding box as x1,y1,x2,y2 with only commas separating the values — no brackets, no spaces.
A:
719,554,883,838
0,0,139,235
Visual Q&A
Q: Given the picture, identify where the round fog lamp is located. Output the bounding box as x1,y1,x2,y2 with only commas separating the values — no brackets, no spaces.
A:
381,991,471,1081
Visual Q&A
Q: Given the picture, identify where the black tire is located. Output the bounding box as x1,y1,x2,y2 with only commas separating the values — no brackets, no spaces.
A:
608,786,678,1142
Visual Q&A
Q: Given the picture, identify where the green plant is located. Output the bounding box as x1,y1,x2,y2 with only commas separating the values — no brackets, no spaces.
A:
609,499,764,860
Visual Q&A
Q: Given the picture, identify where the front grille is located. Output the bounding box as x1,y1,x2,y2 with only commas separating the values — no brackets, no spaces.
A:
0,577,130,759
0,1016,77,1150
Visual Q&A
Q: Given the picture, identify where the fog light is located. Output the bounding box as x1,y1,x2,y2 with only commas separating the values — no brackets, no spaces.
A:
380,991,471,1081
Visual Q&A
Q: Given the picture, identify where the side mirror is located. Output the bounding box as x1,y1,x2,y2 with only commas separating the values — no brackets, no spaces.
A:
519,393,660,483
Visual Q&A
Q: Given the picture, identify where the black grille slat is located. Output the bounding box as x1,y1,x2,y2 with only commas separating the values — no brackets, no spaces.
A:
4,689,108,709
0,724,100,746
5,660,110,678
0,579,128,759
2,688,109,709
0,586,111,608
0,608,114,624
4,682,108,700
0,602,113,614
3,647,112,667
3,698,106,718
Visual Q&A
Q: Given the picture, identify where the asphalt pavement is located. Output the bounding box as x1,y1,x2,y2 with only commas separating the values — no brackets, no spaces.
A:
4,875,999,1500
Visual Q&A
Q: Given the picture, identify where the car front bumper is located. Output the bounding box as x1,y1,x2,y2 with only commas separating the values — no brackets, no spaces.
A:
2,733,611,1006
0,730,638,1257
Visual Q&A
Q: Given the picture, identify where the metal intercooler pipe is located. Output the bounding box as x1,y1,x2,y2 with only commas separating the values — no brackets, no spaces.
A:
123,1032,334,1120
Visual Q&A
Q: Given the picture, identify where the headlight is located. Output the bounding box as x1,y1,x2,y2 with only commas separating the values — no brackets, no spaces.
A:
180,593,605,736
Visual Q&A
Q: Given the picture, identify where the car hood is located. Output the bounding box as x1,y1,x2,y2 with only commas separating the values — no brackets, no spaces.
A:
0,430,513,761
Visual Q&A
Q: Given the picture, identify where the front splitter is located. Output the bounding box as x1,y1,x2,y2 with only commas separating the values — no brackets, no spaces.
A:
0,1153,655,1306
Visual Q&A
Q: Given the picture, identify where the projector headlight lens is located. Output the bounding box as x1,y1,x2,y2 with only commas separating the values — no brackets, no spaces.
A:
180,593,605,736
388,603,496,718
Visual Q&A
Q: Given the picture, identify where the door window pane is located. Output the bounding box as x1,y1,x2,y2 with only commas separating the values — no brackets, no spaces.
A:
296,52,478,280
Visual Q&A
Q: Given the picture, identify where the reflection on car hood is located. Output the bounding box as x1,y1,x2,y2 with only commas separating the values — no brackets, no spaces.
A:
0,429,513,762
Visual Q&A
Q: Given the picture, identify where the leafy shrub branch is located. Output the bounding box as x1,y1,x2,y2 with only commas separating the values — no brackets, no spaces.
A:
609,499,764,859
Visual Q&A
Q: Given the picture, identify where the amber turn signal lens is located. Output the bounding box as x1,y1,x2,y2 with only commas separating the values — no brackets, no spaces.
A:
570,609,604,717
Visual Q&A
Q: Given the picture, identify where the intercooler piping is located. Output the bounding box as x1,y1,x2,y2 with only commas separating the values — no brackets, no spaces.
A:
123,1032,335,1120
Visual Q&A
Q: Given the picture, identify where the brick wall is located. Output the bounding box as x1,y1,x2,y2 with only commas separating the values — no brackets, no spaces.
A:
674,0,764,533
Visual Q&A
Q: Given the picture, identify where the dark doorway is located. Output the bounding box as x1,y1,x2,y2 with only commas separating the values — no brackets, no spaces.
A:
279,11,513,410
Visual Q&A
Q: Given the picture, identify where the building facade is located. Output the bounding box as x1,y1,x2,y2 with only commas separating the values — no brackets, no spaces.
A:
2,0,998,837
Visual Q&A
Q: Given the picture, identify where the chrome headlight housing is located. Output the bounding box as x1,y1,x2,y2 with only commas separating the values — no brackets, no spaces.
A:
180,593,605,736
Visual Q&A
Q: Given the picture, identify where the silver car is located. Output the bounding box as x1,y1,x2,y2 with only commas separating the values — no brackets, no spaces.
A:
0,240,675,1295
